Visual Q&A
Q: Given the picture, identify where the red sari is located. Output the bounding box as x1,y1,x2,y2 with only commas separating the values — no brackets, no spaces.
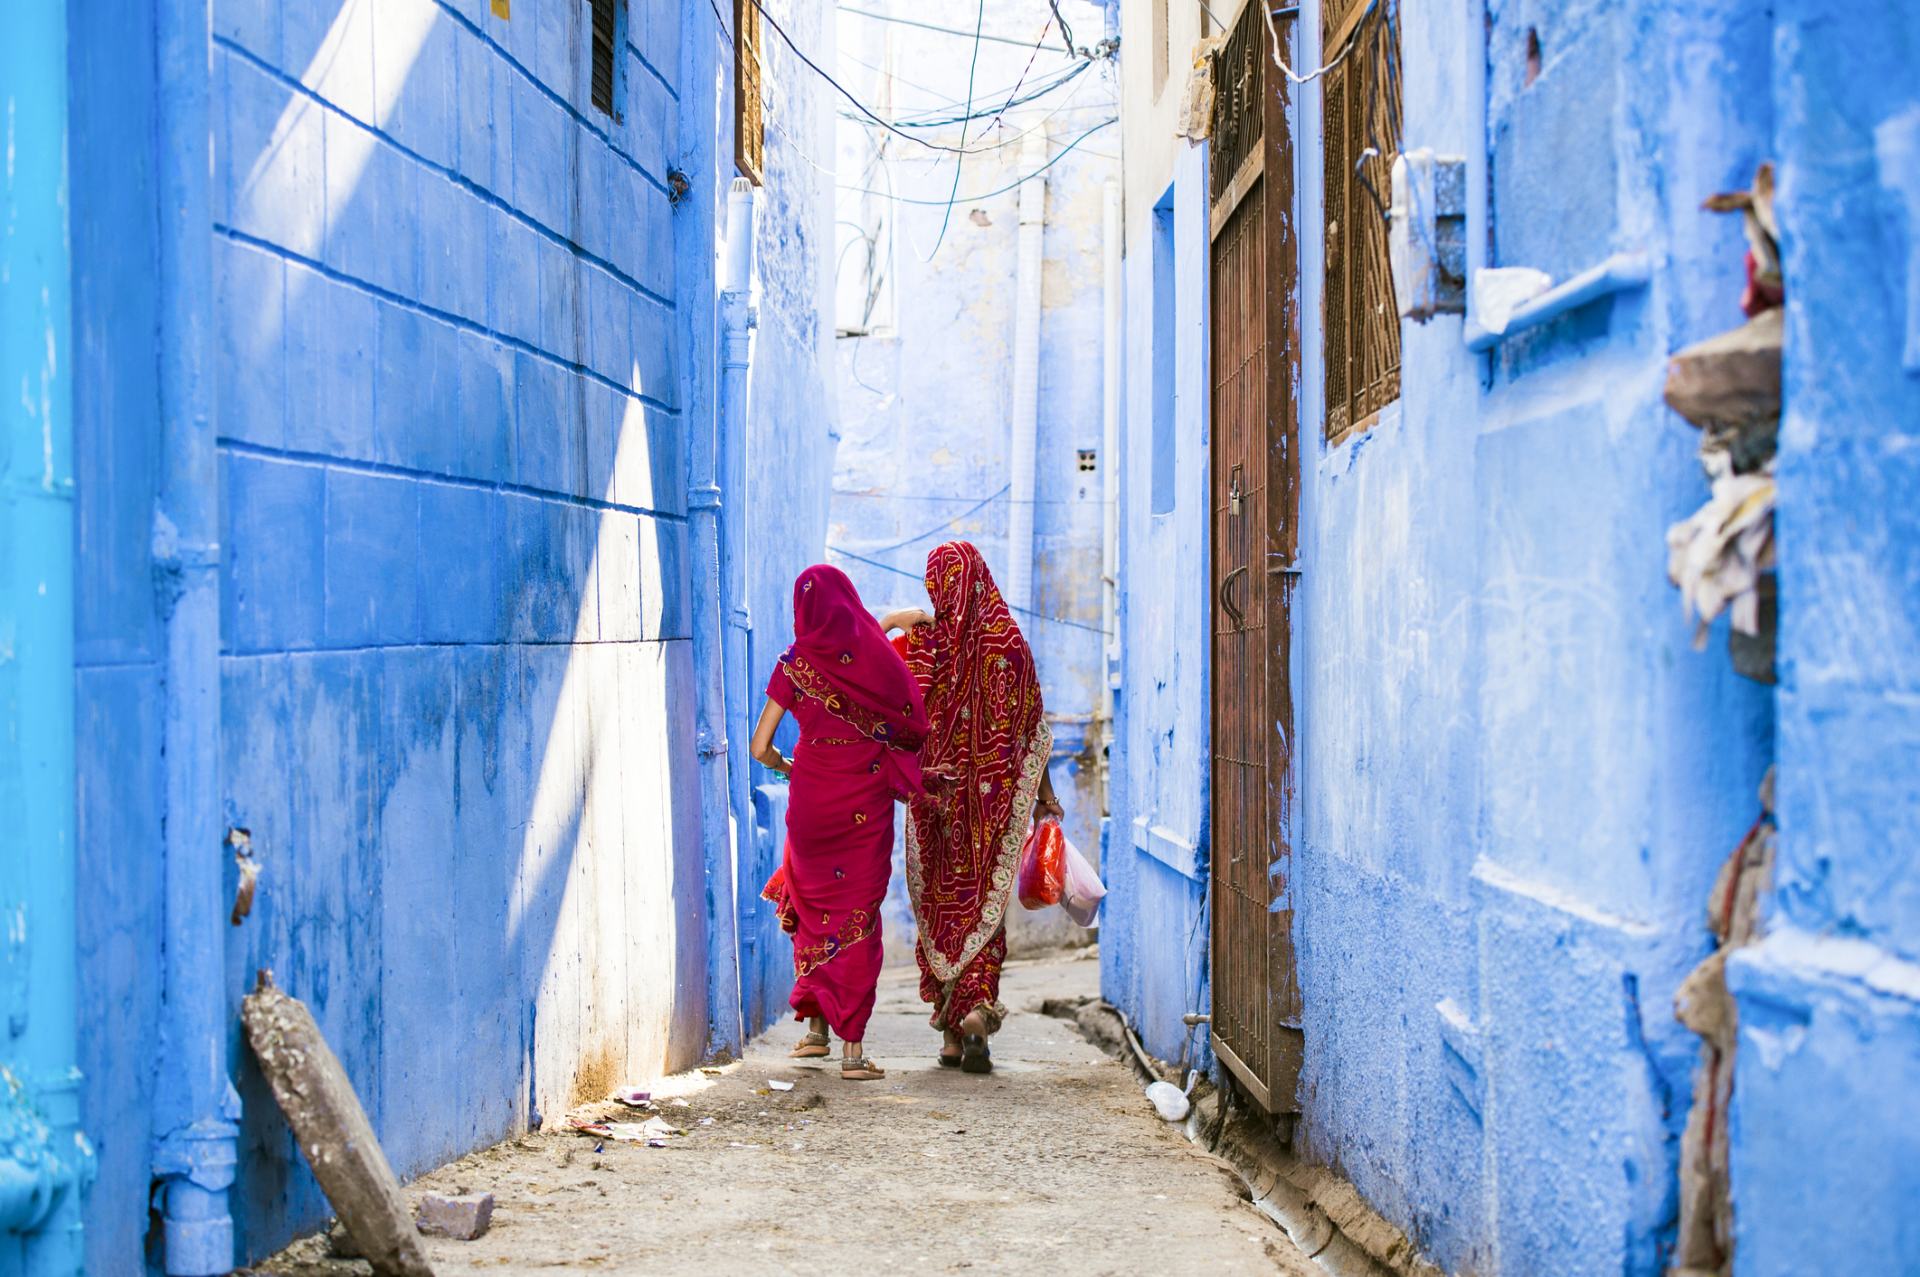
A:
893,542,1050,1033
762,566,924,1043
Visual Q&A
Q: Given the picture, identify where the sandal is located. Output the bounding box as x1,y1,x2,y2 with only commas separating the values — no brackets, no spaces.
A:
840,1055,887,1081
790,1030,831,1059
939,1030,962,1068
960,1033,992,1074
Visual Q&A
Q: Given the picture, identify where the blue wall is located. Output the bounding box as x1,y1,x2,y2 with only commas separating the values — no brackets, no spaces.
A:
60,0,833,1267
1726,6,1920,1275
1110,0,1782,1272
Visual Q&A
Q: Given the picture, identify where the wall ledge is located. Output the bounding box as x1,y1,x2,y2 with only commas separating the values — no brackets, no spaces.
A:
1728,925,1920,1009
1133,818,1204,881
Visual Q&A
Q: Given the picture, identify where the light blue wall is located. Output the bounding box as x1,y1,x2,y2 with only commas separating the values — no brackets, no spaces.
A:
1110,0,1781,1272
60,0,832,1267
1104,139,1214,1071
1726,6,1920,1275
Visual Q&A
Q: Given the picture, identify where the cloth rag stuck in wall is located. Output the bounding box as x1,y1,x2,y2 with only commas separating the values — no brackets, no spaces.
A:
1666,468,1776,648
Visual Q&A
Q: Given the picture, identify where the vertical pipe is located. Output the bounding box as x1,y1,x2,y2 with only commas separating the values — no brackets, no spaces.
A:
681,10,744,1054
0,5,91,1271
719,178,758,1031
1099,179,1122,808
1005,130,1050,614
148,1,240,1272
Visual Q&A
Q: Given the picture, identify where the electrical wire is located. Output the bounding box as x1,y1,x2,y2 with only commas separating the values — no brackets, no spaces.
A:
982,14,1059,133
745,0,1014,156
927,0,988,258
1263,0,1372,86
837,116,1116,207
861,484,1011,555
1046,0,1077,54
840,4,1073,55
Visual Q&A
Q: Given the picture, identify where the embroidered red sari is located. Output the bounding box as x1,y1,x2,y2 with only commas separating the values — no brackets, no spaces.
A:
761,566,924,1044
893,543,1050,1033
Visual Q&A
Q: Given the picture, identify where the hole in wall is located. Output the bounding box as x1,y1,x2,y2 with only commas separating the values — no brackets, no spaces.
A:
1524,28,1543,87
1077,449,1098,473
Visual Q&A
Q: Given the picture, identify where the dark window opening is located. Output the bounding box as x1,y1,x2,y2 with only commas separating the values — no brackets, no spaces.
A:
590,0,623,118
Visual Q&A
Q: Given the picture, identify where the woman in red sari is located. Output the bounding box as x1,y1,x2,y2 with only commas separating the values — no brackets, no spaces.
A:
751,565,925,1081
881,542,1063,1073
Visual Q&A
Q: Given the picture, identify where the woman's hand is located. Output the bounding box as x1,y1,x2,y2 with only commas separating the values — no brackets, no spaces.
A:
880,607,934,633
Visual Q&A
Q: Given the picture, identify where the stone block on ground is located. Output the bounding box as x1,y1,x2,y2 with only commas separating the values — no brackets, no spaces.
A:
417,1191,495,1240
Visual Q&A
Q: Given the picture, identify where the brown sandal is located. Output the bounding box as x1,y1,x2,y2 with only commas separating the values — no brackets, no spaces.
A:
790,1030,831,1059
840,1055,886,1081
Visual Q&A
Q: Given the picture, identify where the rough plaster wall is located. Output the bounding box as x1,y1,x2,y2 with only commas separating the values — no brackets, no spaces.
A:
1109,0,1778,1272
1288,1,1774,1272
1726,6,1920,1275
826,0,1117,963
72,0,719,1265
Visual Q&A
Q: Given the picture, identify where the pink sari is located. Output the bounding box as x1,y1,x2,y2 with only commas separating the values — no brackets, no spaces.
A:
761,566,924,1042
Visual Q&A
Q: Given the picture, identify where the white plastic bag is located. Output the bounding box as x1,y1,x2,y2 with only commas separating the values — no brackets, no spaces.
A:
1060,834,1107,927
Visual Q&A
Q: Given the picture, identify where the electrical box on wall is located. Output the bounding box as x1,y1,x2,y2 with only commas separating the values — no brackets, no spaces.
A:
1389,149,1468,320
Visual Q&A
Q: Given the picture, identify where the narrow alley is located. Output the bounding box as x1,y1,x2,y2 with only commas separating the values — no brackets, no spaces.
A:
4,0,1917,1275
249,956,1318,1276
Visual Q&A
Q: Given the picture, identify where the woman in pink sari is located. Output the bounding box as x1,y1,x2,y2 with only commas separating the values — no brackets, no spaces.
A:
750,565,925,1080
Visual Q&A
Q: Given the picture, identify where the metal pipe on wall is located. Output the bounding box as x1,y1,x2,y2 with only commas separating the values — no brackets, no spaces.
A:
1099,178,1122,803
719,177,758,1031
1005,130,1050,614
0,5,92,1270
149,1,241,1271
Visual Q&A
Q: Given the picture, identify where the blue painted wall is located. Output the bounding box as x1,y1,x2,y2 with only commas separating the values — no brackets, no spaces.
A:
1726,6,1920,1276
59,0,834,1267
826,0,1119,963
1111,0,1784,1272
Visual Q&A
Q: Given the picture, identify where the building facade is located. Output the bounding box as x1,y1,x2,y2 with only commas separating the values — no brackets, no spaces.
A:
3,0,835,1271
1105,1,1917,1275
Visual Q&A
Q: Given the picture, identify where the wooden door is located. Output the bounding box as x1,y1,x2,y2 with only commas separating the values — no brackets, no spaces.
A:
1208,0,1303,1114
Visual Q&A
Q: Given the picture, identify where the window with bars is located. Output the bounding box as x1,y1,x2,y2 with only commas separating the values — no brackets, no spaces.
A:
735,0,766,185
589,0,623,118
1321,0,1401,443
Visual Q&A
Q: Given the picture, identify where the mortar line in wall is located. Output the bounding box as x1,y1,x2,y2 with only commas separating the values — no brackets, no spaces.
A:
218,438,691,524
213,34,676,291
224,637,692,660
73,657,166,672
212,224,681,419
623,37,678,102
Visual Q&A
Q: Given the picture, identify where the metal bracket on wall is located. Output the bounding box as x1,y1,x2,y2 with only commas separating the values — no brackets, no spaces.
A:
1463,251,1653,352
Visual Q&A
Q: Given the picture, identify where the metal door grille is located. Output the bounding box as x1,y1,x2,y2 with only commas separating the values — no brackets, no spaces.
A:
1208,0,1303,1115
1322,0,1401,442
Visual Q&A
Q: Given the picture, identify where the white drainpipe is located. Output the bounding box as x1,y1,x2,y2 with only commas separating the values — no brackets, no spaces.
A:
719,178,757,1013
1005,130,1049,614
1099,178,1121,796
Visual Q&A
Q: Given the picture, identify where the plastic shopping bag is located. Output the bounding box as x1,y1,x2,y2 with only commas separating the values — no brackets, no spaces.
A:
1017,818,1067,909
1061,834,1107,927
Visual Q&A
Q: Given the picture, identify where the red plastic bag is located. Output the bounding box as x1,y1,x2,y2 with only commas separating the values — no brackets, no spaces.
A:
1018,818,1067,909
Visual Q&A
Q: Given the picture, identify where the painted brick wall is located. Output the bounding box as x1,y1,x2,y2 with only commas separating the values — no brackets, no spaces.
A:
65,0,792,1266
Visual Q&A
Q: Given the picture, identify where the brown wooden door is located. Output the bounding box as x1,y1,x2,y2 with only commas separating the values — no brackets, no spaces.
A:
1208,1,1302,1114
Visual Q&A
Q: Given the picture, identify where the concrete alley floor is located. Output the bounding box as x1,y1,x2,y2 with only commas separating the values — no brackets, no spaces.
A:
252,952,1314,1275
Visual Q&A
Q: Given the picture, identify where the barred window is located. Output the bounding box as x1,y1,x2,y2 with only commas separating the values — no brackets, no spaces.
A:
735,0,766,185
589,0,622,117
1321,0,1401,443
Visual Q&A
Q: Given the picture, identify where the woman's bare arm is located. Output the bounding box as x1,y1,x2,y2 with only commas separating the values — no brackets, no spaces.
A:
750,700,792,775
1035,765,1064,823
878,607,933,633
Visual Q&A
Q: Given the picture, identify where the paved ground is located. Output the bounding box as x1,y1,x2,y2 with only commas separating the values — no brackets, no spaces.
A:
252,952,1314,1275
